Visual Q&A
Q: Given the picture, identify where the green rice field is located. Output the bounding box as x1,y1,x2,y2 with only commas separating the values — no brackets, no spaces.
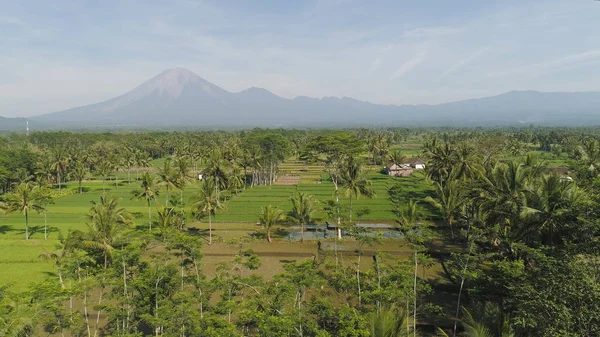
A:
0,159,436,292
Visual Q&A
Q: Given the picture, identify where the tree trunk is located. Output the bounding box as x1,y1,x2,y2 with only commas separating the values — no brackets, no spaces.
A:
356,252,362,307
267,229,272,243
25,211,29,240
448,217,454,240
165,186,169,207
93,287,104,337
414,251,417,337
58,172,61,190
453,277,466,337
193,259,203,319
208,211,212,245
148,202,152,231
301,222,304,243
349,194,353,222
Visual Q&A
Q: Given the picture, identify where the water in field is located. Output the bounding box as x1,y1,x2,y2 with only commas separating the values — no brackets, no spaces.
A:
285,224,404,241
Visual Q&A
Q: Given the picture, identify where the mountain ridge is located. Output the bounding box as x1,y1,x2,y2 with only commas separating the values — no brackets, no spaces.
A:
4,67,599,129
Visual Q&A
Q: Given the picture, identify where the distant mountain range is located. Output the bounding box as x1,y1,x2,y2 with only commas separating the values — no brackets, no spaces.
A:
2,67,600,131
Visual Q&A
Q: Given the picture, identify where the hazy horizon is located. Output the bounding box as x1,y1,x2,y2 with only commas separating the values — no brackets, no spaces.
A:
2,0,600,117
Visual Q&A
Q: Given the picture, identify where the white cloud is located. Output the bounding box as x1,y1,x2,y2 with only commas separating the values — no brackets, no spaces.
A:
437,47,490,80
391,50,428,79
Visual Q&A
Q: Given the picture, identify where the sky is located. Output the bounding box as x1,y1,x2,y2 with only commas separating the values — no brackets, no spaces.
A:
1,0,600,117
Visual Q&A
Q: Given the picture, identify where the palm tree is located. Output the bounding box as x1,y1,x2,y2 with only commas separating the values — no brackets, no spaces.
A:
437,303,514,337
97,159,114,193
131,172,159,230
155,206,181,241
369,305,412,337
389,150,406,167
425,180,465,240
68,160,88,193
228,166,246,194
157,157,178,207
190,180,224,245
340,157,375,221
0,295,39,337
123,145,136,185
51,147,70,190
521,175,582,246
86,194,133,268
39,242,68,287
259,205,284,243
134,149,151,181
397,199,423,336
174,156,194,202
204,150,229,195
35,154,55,186
578,137,600,170
1,182,46,240
289,192,316,242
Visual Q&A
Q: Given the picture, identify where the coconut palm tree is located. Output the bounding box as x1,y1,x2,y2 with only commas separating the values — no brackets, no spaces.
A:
204,150,229,195
51,147,70,190
425,180,465,240
35,154,55,186
131,172,159,231
123,145,137,185
1,182,46,240
389,150,406,168
190,180,223,245
173,156,194,211
339,157,375,221
397,199,423,335
259,205,284,243
369,305,412,337
228,166,246,194
96,159,114,193
0,295,39,337
157,157,178,207
521,174,583,246
68,160,88,194
288,192,316,242
437,303,514,337
86,194,133,268
155,206,182,241
578,137,600,171
134,149,152,181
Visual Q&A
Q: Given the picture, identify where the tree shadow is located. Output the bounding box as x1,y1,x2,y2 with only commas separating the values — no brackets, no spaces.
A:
187,228,212,242
131,212,144,219
21,225,60,239
0,225,16,235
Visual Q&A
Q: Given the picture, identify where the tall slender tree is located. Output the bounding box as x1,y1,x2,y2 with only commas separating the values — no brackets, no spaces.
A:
191,180,223,245
131,172,159,231
86,194,133,268
68,160,88,194
157,158,178,207
1,182,46,240
340,157,375,221
425,180,465,240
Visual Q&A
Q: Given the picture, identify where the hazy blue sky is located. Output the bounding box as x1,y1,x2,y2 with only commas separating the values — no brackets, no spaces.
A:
1,0,599,117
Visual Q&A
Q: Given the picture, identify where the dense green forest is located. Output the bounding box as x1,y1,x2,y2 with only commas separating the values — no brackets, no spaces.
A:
1,127,600,337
